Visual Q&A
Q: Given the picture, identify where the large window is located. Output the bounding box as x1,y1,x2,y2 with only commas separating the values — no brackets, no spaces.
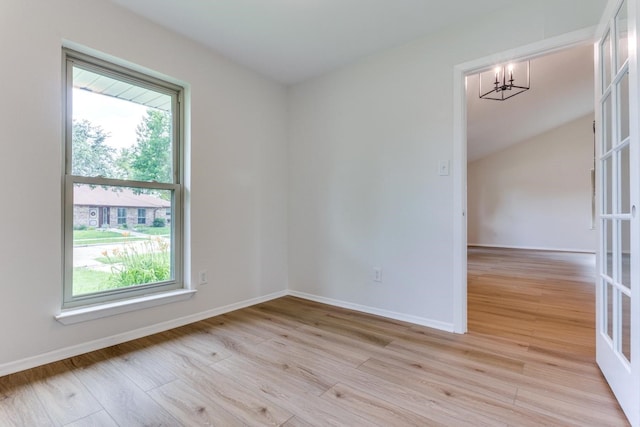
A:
117,208,127,225
63,49,183,308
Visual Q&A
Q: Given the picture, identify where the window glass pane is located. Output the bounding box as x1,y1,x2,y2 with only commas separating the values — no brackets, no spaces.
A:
72,183,173,297
616,0,629,70
64,50,182,308
72,66,174,183
622,292,631,363
117,207,126,225
602,31,612,91
619,71,630,143
138,208,147,224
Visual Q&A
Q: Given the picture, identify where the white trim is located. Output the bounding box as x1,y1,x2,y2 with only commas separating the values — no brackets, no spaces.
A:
62,49,186,309
288,290,455,332
61,40,189,89
5,288,461,377
468,243,596,254
452,52,468,334
55,289,198,325
452,26,599,335
2,290,287,377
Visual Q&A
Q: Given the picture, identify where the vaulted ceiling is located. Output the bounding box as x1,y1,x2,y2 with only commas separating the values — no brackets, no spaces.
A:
467,44,594,162
108,0,596,161
109,0,520,84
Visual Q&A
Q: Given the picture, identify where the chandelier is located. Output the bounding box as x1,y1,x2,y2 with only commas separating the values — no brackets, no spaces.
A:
479,61,530,101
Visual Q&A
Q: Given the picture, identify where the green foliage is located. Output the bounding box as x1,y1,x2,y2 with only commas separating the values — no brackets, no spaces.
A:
93,255,121,265
103,238,170,288
73,224,87,231
153,218,166,227
114,147,134,179
72,119,119,178
72,109,172,185
130,109,172,184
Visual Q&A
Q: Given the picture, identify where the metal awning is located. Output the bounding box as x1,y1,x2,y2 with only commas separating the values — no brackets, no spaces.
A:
73,67,171,112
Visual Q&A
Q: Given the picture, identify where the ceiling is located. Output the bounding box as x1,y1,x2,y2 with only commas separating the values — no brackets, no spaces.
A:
109,0,520,84
107,0,595,161
467,44,595,162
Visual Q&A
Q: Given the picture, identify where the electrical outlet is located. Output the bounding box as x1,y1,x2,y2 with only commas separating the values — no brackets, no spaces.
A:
373,267,382,283
198,270,208,285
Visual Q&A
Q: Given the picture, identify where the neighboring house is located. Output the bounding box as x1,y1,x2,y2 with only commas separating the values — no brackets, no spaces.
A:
73,185,170,228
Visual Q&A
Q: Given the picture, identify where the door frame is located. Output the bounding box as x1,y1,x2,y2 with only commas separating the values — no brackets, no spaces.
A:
451,27,599,333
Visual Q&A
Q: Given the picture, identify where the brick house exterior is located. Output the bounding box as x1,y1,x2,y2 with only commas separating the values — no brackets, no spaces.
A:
74,186,170,228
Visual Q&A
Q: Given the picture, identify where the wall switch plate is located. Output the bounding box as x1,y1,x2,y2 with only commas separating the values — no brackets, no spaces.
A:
198,270,208,285
373,267,382,282
439,160,450,176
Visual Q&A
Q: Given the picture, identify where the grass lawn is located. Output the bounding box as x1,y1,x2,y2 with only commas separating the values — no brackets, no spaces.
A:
132,226,170,236
73,229,145,246
93,255,123,265
73,267,119,295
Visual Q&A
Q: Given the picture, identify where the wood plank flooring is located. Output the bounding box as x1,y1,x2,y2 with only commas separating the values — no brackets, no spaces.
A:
0,248,629,426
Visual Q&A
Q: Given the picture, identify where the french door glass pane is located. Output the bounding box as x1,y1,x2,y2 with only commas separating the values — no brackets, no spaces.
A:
607,282,614,341
622,292,631,363
606,219,614,278
603,94,613,153
604,155,613,214
621,220,631,289
616,0,628,70
72,183,173,296
602,31,612,92
621,145,631,214
619,71,630,142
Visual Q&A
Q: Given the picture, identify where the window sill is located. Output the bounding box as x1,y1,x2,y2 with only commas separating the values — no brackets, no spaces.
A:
55,289,197,325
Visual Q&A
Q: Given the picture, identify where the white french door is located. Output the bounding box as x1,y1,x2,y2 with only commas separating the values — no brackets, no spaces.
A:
596,0,640,425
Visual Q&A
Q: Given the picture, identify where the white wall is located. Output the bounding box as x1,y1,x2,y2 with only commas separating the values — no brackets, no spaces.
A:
0,0,288,371
467,114,596,252
288,0,607,329
0,0,609,372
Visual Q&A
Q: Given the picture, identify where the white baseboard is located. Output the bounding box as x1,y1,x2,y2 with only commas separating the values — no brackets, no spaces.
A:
288,290,455,333
1,288,456,377
468,243,595,254
0,290,287,377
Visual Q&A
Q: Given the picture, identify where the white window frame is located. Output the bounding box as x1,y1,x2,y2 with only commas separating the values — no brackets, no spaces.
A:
62,49,184,309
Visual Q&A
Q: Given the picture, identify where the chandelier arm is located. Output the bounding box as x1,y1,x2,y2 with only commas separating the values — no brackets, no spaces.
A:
478,61,530,101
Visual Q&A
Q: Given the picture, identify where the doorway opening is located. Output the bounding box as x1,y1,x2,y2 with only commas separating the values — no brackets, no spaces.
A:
465,44,597,352
451,28,598,334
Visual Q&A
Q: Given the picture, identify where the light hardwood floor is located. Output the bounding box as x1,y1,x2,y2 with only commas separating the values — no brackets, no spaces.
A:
0,248,629,426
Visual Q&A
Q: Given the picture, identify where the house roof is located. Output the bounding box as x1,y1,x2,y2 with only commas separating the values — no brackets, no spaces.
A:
74,185,170,208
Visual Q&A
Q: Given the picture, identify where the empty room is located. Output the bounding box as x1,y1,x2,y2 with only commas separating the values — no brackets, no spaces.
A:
0,0,637,425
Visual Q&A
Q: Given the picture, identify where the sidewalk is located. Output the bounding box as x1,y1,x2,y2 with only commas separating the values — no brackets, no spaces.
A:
73,228,169,270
